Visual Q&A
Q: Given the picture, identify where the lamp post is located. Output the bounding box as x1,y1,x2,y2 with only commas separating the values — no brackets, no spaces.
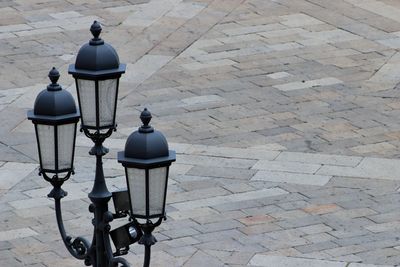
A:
117,108,176,265
27,22,175,267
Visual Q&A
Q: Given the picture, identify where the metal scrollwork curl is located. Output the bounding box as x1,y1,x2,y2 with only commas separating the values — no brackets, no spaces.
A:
66,236,91,259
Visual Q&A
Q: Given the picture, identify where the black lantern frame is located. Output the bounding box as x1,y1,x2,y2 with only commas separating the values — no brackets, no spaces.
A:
118,155,175,220
118,108,176,220
27,67,80,181
68,20,126,135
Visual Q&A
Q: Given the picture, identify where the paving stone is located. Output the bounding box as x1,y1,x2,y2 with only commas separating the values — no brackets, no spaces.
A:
122,0,181,27
187,165,257,180
180,95,224,106
296,241,339,254
364,221,400,233
0,228,38,241
252,171,332,186
222,24,286,36
348,263,394,267
363,52,400,91
317,157,400,181
167,207,219,221
303,204,341,215
304,233,336,243
183,250,223,266
185,145,280,160
297,224,333,235
168,186,228,203
345,0,400,23
248,254,347,267
166,2,205,19
122,55,173,85
279,13,325,27
49,11,82,20
182,59,236,70
275,151,362,167
177,154,257,169
14,27,63,37
267,72,292,79
194,219,244,233
274,77,343,91
351,142,397,155
0,23,32,33
0,162,37,190
252,160,321,174
171,188,288,211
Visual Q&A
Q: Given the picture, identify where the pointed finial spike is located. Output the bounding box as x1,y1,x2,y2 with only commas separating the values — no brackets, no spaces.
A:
140,108,152,127
90,20,102,40
48,67,60,85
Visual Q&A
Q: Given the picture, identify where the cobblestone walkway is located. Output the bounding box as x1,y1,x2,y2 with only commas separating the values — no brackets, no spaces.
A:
2,0,400,266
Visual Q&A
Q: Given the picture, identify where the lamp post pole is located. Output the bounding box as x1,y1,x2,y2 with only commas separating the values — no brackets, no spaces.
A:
89,140,112,267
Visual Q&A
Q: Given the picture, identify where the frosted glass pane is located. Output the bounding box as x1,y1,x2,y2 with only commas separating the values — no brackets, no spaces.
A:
149,167,167,216
127,168,146,216
98,79,117,127
37,124,55,170
77,79,96,127
57,123,76,170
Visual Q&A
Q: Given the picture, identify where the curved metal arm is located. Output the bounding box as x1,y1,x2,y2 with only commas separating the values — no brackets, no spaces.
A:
55,198,92,261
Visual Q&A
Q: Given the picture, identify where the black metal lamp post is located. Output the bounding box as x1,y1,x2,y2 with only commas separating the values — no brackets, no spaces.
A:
27,67,90,260
27,67,80,195
117,108,176,266
27,22,175,267
68,20,126,154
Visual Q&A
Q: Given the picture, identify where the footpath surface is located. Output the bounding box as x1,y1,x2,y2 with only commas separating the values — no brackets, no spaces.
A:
2,0,400,266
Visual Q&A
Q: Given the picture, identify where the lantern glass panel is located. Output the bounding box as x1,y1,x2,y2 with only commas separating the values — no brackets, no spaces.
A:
36,124,55,170
57,123,76,170
77,79,96,127
149,167,167,216
127,168,146,216
98,79,117,127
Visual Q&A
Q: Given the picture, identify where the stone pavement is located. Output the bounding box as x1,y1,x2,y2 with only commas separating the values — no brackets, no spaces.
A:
3,0,400,266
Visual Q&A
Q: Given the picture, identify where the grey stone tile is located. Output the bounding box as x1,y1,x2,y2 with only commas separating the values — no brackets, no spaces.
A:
276,152,362,167
171,188,288,210
248,255,346,267
0,228,38,241
252,160,321,174
252,170,332,186
0,162,37,190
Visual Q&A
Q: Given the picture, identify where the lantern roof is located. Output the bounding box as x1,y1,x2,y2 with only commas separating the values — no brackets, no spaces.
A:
27,67,80,124
118,108,176,168
68,21,126,79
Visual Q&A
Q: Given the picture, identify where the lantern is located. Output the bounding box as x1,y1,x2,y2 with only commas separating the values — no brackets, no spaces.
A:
118,108,176,220
68,21,125,133
27,67,79,179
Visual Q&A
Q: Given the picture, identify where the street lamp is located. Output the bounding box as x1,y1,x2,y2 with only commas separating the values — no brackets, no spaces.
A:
27,68,90,259
117,108,176,265
68,20,125,151
28,22,175,267
118,108,176,221
27,67,80,196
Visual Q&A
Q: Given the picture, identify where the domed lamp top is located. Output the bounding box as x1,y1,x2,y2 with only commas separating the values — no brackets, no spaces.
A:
68,21,126,79
27,68,80,125
118,109,176,168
